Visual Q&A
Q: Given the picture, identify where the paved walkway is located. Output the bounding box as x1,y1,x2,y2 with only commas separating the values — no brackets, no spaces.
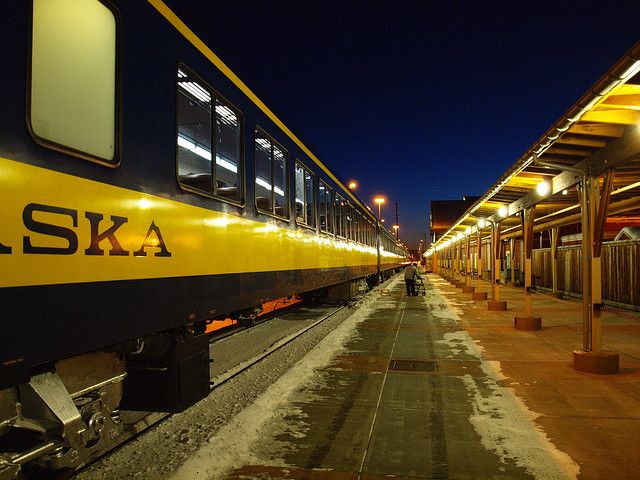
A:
210,272,640,479
435,273,640,480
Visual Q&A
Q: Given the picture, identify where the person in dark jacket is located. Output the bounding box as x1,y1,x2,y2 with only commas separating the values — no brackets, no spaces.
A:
404,263,420,296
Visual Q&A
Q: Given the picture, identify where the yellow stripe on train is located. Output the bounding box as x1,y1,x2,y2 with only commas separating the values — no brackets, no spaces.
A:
0,157,399,288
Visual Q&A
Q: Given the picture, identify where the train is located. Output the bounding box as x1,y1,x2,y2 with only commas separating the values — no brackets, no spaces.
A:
0,1,408,476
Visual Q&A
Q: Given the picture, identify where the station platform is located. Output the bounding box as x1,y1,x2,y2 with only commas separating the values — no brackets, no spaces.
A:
215,273,640,480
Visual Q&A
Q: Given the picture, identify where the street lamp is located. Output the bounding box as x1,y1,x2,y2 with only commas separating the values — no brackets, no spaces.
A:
348,180,358,190
392,224,399,240
373,196,385,220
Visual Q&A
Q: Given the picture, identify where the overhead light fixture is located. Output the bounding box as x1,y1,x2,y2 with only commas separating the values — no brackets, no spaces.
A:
478,218,487,229
465,227,472,235
621,60,640,80
562,189,568,195
498,206,508,218
536,180,550,197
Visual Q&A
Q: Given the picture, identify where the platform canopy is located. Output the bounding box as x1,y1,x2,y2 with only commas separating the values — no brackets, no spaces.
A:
427,41,640,252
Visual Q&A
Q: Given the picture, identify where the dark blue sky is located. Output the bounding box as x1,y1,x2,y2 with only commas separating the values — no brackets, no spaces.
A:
167,0,639,248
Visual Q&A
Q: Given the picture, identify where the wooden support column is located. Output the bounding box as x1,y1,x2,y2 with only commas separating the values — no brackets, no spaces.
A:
463,233,474,293
515,206,541,329
487,222,500,302
489,225,495,300
551,227,561,298
488,221,507,310
574,172,618,374
450,243,454,278
458,240,464,284
510,237,516,285
456,239,464,287
520,238,525,286
444,244,450,280
453,241,458,282
473,227,487,300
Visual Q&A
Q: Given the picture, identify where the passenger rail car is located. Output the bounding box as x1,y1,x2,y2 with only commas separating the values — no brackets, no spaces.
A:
0,0,407,476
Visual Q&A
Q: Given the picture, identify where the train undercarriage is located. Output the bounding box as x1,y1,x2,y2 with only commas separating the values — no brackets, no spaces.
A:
0,326,209,480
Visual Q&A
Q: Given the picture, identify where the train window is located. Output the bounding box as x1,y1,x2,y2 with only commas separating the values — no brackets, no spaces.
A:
356,212,364,244
177,67,243,203
30,0,117,163
305,170,315,227
294,165,304,222
294,162,315,227
255,129,289,218
343,205,350,239
366,220,371,246
353,211,359,243
348,207,354,241
319,181,333,233
214,99,243,201
334,194,345,238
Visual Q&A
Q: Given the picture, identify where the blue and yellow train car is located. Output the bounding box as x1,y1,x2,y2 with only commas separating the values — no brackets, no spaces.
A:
0,0,406,474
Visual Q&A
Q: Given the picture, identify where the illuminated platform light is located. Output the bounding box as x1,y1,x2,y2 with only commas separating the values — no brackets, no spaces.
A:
477,218,487,229
536,180,550,197
498,206,508,218
621,60,640,80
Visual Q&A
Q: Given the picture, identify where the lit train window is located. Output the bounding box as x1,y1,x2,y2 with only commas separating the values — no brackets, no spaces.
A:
30,0,117,164
319,181,333,234
255,129,289,218
177,66,243,203
294,162,315,228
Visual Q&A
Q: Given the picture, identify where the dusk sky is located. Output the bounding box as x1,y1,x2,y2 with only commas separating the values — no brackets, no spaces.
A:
166,0,639,248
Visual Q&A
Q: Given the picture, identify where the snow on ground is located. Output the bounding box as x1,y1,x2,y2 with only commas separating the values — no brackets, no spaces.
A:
169,276,403,480
428,279,580,480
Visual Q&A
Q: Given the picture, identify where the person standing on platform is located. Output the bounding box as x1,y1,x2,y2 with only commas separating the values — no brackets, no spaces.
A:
404,262,420,296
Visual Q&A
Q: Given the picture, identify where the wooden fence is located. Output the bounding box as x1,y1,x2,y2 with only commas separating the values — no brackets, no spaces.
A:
531,240,640,309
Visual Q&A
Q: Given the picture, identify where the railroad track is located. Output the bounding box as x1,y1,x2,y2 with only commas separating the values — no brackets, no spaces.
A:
208,305,345,389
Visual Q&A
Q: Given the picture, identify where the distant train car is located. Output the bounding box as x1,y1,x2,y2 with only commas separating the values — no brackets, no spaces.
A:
0,0,407,475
